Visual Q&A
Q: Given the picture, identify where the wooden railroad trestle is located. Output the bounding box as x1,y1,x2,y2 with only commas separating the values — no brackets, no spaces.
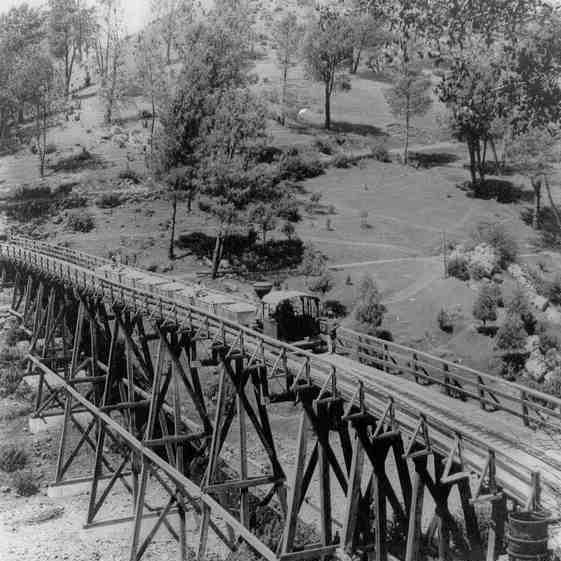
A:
0,255,547,561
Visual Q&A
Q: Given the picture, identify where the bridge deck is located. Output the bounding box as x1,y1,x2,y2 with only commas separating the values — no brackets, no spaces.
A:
325,352,561,512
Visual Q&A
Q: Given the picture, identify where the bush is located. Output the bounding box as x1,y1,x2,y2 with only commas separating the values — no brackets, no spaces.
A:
4,326,29,347
471,221,517,268
496,313,527,351
299,243,328,276
507,288,536,335
307,271,334,296
56,195,88,210
472,283,498,326
371,143,390,162
537,321,561,353
45,143,57,154
50,148,102,172
354,274,386,328
314,138,336,155
54,182,78,196
547,274,561,305
12,183,51,201
96,192,122,208
324,299,347,318
437,308,455,333
0,444,28,472
66,210,95,232
0,364,23,397
278,150,324,181
332,153,353,168
447,254,470,280
275,195,301,223
281,221,295,239
118,168,142,184
12,469,39,497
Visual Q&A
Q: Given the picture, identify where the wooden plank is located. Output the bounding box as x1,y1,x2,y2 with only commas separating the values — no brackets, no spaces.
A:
341,427,364,552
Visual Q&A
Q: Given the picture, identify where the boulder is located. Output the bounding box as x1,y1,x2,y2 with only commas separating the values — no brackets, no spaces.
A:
530,294,549,312
545,348,561,369
525,350,548,382
546,306,561,324
525,335,541,354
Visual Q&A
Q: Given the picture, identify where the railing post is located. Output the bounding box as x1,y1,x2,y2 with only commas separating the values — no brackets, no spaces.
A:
443,362,451,396
521,390,529,426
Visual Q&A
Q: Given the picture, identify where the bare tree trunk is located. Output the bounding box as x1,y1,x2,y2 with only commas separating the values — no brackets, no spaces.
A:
403,109,410,165
544,175,561,231
467,138,477,187
168,191,177,260
490,138,500,173
531,176,542,229
351,46,363,74
211,233,224,279
280,62,288,127
324,82,331,130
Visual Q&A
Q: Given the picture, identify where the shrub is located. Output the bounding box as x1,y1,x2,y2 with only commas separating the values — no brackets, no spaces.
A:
66,210,95,232
547,274,561,305
12,183,51,201
314,137,335,155
45,143,57,154
96,192,122,208
0,444,28,472
7,199,52,222
278,150,324,181
537,321,561,353
332,153,353,168
496,313,527,351
276,196,301,223
437,308,454,333
54,182,78,196
324,299,347,318
471,221,517,268
56,195,88,210
472,283,498,327
281,221,295,239
12,469,39,497
50,148,102,172
447,255,470,280
0,364,23,397
354,274,386,328
371,143,390,162
307,271,334,296
237,239,304,272
360,210,370,229
118,168,142,184
299,243,327,276
507,288,536,335
4,327,29,347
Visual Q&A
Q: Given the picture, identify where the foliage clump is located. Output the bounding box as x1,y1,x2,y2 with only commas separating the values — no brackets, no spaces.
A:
66,210,95,233
506,288,536,335
471,221,517,269
496,313,527,352
96,192,122,209
472,283,498,328
437,308,455,333
0,444,28,473
353,273,386,331
12,469,39,497
447,254,470,281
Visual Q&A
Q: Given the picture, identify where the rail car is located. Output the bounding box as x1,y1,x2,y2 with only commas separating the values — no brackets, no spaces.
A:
93,264,329,352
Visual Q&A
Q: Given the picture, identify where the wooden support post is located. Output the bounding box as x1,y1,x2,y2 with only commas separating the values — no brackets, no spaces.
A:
341,426,364,553
318,414,332,548
457,478,483,559
130,459,149,561
486,493,506,561
282,409,310,554
405,458,426,561
236,357,249,528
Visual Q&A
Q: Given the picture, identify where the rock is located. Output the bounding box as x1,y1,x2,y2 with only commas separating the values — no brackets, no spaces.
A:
546,306,561,324
545,348,561,369
530,294,549,311
545,368,561,385
492,273,504,284
525,350,548,382
525,335,541,354
1,486,11,493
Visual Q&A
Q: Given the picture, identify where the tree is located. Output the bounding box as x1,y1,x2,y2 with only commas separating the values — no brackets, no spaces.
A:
472,283,498,328
496,313,527,352
384,47,432,164
27,51,62,177
507,127,560,229
303,6,353,130
134,29,169,155
353,273,386,330
249,202,277,245
48,0,96,96
150,0,192,65
348,2,386,74
197,87,277,278
95,0,127,123
271,11,304,126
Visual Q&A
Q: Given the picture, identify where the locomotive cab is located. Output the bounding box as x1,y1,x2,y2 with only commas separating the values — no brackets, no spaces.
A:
261,290,325,351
